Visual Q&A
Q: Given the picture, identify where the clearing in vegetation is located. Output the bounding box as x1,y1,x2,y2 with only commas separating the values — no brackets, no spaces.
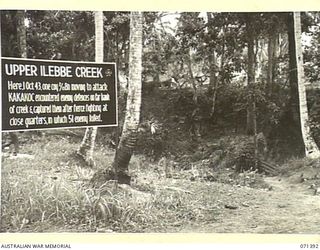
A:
1,129,319,233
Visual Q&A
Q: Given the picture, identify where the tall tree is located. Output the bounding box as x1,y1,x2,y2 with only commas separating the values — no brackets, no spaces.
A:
266,15,279,98
287,12,302,128
245,14,259,167
245,14,257,138
112,11,143,184
16,10,27,58
176,12,205,103
293,12,320,159
9,10,27,155
77,11,104,166
206,12,218,118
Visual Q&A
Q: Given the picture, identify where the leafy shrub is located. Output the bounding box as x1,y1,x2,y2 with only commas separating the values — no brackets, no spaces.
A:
308,89,320,147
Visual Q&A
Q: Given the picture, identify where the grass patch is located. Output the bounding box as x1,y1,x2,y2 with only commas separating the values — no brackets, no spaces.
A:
1,134,223,232
3,132,306,233
278,157,319,176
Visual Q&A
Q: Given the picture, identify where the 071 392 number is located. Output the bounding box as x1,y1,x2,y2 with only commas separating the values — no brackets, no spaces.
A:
300,244,319,249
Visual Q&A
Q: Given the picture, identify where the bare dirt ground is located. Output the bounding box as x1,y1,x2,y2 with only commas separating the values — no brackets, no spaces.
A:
176,176,320,233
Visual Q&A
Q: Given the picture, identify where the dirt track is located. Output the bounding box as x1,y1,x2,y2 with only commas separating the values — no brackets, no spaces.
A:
177,176,320,233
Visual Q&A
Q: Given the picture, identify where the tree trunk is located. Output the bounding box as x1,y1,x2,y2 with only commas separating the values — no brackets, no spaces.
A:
112,11,143,185
209,57,218,119
16,10,27,58
77,11,104,166
219,25,226,85
293,12,320,159
245,14,259,168
287,13,301,125
266,30,277,98
285,12,305,156
246,15,257,138
186,48,198,104
9,10,27,155
255,38,263,80
207,12,218,119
